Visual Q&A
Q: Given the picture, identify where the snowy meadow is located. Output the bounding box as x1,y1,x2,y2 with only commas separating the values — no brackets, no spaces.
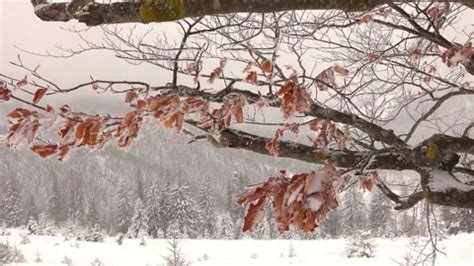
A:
0,229,473,265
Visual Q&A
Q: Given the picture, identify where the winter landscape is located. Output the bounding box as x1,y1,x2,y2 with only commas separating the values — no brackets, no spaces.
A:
1,0,474,265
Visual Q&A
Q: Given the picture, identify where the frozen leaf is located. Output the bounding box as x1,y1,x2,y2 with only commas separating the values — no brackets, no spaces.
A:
57,144,71,161
33,88,47,104
278,77,310,118
261,59,272,73
75,118,103,147
361,177,373,192
367,53,380,62
246,71,257,85
410,48,422,60
442,42,472,67
315,67,336,91
15,78,28,90
208,58,227,83
333,65,349,76
0,87,11,102
115,110,143,147
59,104,71,114
359,14,373,24
31,143,58,158
125,91,139,104
239,166,343,233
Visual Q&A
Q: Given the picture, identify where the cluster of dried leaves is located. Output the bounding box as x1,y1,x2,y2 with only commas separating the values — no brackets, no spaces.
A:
265,118,350,156
238,165,345,233
442,42,473,68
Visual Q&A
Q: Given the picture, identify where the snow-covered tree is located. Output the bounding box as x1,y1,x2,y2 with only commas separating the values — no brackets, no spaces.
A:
145,183,161,238
171,182,200,239
128,198,148,238
2,176,23,227
26,216,38,235
341,186,367,235
157,181,174,238
217,213,234,239
345,231,375,258
442,207,474,234
226,172,248,239
37,213,55,236
85,199,99,228
115,178,132,234
198,177,217,238
369,188,395,237
320,209,342,239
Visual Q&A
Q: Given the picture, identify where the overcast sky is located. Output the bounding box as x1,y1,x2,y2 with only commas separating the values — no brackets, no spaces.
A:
1,1,473,142
1,0,186,112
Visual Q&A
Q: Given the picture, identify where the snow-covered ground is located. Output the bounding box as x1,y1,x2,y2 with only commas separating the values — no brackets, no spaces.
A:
1,230,473,266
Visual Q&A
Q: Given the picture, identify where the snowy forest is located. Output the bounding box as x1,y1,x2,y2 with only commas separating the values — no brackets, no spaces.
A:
1,125,473,241
1,0,474,265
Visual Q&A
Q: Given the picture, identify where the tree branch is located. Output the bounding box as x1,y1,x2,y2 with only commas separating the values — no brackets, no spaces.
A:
31,1,474,26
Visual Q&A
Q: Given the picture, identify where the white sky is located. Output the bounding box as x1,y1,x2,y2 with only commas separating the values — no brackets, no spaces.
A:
1,0,176,90
1,0,184,111
0,1,473,141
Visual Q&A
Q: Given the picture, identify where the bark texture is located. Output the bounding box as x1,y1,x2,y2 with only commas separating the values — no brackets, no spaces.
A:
31,0,474,26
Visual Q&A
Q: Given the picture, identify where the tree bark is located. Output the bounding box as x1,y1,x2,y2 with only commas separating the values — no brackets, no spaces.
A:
31,0,474,26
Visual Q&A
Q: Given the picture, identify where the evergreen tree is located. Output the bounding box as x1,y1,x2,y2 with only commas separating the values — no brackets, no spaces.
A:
129,198,148,238
226,172,248,239
145,183,161,238
369,188,395,237
442,207,474,234
171,182,200,239
25,196,39,222
68,177,85,226
116,178,132,234
135,169,145,201
26,216,38,235
2,176,23,227
85,198,99,228
49,175,65,224
320,208,342,239
341,186,367,235
158,180,174,238
217,213,233,239
37,213,55,236
198,178,217,238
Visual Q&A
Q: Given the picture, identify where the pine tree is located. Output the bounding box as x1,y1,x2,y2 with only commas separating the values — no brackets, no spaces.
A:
37,213,55,236
67,176,85,226
171,182,200,239
443,207,474,234
2,176,23,227
158,181,174,238
341,186,367,235
116,178,132,234
135,169,145,202
25,196,39,222
85,198,99,228
217,213,233,239
145,183,161,238
320,209,342,239
369,188,395,237
26,216,38,235
198,178,217,238
226,172,248,239
49,175,65,224
129,198,148,238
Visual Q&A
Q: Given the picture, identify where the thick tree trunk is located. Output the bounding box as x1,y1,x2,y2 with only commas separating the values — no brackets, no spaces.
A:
32,0,473,26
